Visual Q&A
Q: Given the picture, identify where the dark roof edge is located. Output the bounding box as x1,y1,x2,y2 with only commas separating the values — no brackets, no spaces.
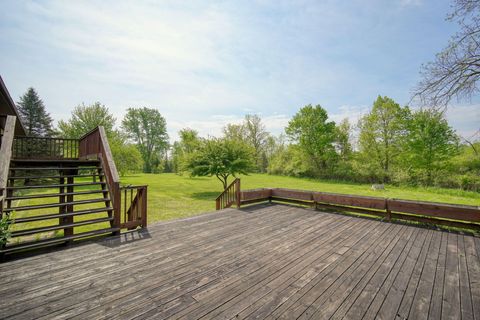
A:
0,75,27,136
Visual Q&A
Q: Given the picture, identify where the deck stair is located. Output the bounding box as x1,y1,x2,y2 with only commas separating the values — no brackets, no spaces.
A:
3,159,119,253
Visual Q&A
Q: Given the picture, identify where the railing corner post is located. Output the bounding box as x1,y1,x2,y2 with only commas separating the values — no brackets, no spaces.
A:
142,186,148,228
236,179,241,208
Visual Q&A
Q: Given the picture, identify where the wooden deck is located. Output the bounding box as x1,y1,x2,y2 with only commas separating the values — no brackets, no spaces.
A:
1,203,479,319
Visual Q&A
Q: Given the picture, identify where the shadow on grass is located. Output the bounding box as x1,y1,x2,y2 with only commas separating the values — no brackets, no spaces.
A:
190,191,221,200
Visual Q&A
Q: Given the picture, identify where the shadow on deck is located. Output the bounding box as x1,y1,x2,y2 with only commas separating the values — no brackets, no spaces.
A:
0,203,479,319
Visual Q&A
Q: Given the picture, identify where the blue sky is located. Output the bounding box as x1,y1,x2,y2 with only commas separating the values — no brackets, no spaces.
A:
0,0,478,141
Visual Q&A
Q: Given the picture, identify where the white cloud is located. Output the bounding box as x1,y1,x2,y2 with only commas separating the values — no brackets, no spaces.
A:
329,105,369,126
399,0,423,7
445,104,480,138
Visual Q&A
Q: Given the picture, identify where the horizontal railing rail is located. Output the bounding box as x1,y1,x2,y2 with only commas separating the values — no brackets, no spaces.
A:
120,185,147,229
215,178,241,210
240,188,480,232
12,136,79,159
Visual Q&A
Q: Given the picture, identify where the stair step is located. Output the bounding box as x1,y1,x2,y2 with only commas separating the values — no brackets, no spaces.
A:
4,198,110,212
10,217,114,237
8,173,103,180
1,227,120,253
9,167,102,171
6,190,106,201
13,207,114,223
7,182,105,190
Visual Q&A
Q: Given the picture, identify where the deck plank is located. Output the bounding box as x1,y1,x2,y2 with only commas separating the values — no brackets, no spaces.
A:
408,230,442,320
0,203,478,320
378,230,434,320
442,233,461,320
465,236,480,320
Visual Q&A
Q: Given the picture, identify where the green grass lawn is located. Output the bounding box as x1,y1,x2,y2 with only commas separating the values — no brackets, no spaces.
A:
120,173,480,224
8,173,480,243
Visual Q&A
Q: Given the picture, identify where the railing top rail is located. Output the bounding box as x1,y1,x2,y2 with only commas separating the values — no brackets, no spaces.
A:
120,185,148,190
78,126,101,140
13,136,79,141
242,187,479,210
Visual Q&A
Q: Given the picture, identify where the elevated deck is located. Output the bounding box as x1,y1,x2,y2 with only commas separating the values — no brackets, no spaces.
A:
0,204,479,319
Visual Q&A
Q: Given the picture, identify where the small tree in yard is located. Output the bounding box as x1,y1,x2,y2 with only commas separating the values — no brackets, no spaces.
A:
186,138,254,189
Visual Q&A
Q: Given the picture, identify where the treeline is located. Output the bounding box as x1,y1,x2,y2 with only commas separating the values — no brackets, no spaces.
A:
16,88,169,176
16,88,479,190
172,96,479,191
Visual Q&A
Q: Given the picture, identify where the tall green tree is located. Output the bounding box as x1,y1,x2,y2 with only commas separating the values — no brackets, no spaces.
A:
186,138,254,189
243,114,271,172
122,107,169,173
404,109,459,185
58,102,115,138
285,104,337,174
358,96,409,182
335,118,353,161
17,87,54,136
223,123,246,142
172,128,202,173
58,103,142,176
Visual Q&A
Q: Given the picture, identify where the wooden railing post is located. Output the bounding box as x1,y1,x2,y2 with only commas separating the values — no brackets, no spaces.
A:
142,186,147,227
236,179,241,208
0,116,16,211
113,182,121,234
385,198,392,222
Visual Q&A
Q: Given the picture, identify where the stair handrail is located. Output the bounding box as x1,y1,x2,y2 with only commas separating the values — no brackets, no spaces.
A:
215,178,241,210
78,126,121,230
0,115,16,216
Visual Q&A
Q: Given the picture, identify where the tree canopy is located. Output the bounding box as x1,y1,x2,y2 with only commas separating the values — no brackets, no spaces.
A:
58,102,116,138
414,0,480,107
358,96,409,182
122,107,169,173
285,104,337,174
172,128,202,173
17,87,54,137
403,109,459,185
186,138,254,189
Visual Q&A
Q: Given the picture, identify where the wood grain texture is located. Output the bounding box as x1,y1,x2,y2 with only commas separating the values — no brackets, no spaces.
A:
0,203,478,320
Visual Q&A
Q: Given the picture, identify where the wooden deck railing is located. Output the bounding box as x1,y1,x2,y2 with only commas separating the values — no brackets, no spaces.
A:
215,178,241,210
79,127,121,232
12,136,79,159
120,185,147,229
79,126,148,232
0,115,16,220
239,187,480,232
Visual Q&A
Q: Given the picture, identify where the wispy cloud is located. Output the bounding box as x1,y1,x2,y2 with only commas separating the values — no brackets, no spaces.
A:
0,0,473,142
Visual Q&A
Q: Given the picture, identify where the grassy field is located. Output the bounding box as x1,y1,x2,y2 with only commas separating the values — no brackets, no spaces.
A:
8,173,480,243
121,173,480,223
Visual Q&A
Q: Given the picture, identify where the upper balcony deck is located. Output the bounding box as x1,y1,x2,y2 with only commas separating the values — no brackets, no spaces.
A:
0,203,479,319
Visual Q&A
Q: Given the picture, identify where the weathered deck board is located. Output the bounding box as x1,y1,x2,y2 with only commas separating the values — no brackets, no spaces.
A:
0,203,479,320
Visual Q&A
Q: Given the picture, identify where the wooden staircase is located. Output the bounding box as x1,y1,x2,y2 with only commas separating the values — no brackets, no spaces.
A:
3,159,119,253
0,117,147,257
